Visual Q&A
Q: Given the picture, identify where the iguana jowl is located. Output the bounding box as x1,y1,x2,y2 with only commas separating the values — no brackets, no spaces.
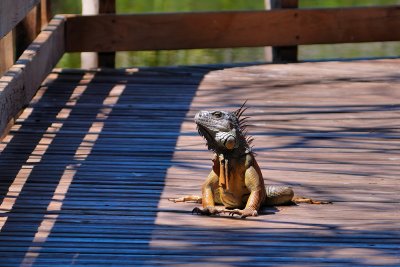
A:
171,104,328,218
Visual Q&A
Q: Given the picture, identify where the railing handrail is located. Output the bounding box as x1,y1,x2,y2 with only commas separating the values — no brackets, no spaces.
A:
0,0,51,76
0,0,41,39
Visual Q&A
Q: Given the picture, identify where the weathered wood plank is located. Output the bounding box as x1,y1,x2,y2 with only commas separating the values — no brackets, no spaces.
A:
66,6,400,52
0,0,41,39
0,16,65,139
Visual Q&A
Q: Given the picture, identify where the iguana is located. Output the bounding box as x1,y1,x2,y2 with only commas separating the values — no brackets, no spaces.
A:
170,103,330,218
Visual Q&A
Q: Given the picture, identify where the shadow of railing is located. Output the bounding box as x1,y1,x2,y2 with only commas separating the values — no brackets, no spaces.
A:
0,66,211,266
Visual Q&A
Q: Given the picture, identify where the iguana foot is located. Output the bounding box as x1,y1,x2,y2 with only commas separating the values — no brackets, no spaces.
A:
168,195,202,203
192,206,223,216
225,208,258,219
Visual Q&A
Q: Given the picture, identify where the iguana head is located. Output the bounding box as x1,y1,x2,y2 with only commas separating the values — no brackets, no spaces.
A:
194,103,253,155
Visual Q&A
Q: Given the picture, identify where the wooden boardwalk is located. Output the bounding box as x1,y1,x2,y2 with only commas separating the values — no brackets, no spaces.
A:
0,59,399,266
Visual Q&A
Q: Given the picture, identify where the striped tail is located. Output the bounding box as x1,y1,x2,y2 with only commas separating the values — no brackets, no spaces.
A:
264,185,294,206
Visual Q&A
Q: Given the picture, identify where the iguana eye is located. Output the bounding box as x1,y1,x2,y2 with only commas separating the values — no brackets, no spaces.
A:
213,111,222,118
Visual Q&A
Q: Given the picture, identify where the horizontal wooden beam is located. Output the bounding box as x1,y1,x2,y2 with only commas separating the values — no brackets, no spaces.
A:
0,16,65,138
0,0,41,39
65,6,400,52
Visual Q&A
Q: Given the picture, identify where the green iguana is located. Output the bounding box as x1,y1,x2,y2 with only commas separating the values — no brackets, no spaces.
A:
170,103,330,218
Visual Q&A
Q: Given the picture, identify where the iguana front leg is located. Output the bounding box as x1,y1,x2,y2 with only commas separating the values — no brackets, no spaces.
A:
192,169,224,216
229,166,266,218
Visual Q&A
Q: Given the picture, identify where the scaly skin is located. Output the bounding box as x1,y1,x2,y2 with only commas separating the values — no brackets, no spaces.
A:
197,152,269,218
170,104,329,218
194,150,294,218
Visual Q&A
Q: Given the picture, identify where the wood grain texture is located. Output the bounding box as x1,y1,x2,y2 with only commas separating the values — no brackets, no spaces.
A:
0,0,41,39
0,16,65,139
1,59,400,266
65,6,400,52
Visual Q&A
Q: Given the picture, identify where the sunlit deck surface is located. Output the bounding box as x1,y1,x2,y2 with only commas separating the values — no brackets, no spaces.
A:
1,59,399,266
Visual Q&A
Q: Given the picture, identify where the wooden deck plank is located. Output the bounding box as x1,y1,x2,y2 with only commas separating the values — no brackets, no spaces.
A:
0,59,399,266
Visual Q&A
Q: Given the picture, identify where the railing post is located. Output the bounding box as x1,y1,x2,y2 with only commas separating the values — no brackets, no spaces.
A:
15,5,41,59
98,0,116,68
0,31,14,76
266,0,298,63
81,0,116,69
1,0,51,77
81,0,99,69
41,0,52,27
264,0,273,62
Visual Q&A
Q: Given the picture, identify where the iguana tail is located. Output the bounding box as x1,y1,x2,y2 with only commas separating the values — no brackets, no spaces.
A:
264,185,332,206
264,185,294,206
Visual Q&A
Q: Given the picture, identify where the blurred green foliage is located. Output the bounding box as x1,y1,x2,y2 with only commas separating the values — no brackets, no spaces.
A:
54,0,400,68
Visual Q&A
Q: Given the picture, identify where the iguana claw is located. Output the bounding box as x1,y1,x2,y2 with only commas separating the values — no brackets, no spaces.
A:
191,207,257,218
192,207,222,216
225,208,258,219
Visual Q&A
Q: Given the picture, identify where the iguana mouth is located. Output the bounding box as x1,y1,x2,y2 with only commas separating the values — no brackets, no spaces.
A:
196,124,213,143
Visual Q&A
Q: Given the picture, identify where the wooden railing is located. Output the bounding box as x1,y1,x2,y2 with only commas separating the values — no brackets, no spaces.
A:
0,0,51,76
0,0,52,139
0,0,400,139
67,6,400,50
